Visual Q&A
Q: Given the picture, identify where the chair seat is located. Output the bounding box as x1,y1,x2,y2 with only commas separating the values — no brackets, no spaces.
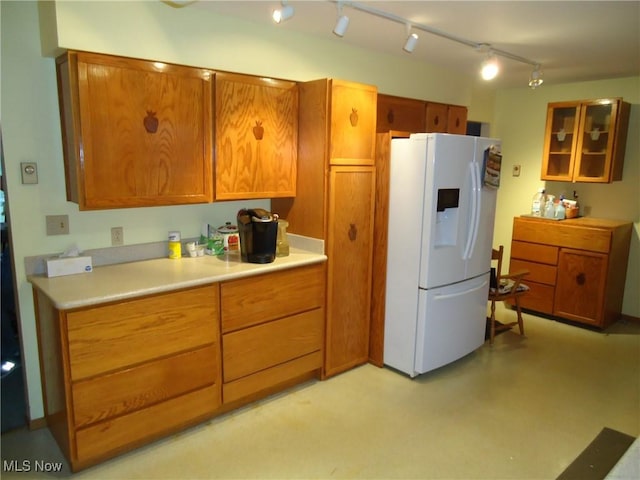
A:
490,281,530,296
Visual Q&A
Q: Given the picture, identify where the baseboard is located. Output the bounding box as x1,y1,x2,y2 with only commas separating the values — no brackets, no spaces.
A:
620,314,640,325
28,416,47,430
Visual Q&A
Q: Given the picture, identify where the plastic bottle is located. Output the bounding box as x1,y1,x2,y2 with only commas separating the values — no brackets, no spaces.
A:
168,231,182,259
555,196,566,219
531,188,546,217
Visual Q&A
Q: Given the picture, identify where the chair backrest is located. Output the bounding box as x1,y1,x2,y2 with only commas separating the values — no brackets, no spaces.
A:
492,245,504,279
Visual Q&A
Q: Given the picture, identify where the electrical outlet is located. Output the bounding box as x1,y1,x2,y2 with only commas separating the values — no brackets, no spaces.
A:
46,215,69,235
111,227,124,246
512,164,521,177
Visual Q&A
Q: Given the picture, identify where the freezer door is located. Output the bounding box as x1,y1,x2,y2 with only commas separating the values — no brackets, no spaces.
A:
414,134,476,289
413,274,489,376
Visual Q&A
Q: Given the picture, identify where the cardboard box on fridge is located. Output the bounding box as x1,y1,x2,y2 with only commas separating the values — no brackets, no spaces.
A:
46,256,93,277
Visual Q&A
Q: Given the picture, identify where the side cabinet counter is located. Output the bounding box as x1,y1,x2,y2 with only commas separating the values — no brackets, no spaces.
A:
509,216,632,328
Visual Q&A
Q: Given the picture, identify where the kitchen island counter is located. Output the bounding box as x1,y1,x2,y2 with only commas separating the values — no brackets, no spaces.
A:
29,248,326,310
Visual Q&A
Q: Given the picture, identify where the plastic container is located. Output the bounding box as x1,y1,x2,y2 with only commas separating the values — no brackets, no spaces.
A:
168,231,181,259
544,195,555,218
531,188,546,217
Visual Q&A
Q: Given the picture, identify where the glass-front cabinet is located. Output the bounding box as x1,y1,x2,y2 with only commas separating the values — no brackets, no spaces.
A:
541,98,630,183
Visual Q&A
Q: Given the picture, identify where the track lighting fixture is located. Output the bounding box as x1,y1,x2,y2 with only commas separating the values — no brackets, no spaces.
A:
266,1,544,87
272,1,294,24
403,24,418,53
333,2,350,37
480,52,499,81
529,65,544,89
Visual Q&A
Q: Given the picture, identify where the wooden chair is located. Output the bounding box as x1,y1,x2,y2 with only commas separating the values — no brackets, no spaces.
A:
488,246,530,345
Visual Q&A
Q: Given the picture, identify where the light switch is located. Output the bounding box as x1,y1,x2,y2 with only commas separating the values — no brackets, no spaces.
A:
21,162,38,184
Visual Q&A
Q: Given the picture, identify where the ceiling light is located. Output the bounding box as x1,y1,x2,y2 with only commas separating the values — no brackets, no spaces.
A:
481,52,499,80
333,2,350,37
402,24,418,53
529,65,544,89
272,1,294,24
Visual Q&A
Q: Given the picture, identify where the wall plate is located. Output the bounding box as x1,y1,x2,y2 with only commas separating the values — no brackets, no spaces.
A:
21,162,38,184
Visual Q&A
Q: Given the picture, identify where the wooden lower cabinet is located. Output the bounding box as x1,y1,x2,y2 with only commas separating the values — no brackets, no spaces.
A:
220,263,326,404
34,284,221,472
509,216,632,328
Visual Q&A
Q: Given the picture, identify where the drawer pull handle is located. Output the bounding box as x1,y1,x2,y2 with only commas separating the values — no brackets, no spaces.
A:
576,273,586,285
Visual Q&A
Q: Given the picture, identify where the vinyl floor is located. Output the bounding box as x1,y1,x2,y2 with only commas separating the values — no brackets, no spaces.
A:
1,305,639,479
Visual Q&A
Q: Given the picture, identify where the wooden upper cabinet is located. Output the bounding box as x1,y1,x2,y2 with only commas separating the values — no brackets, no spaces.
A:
215,72,298,200
56,51,214,210
541,98,630,183
329,79,377,165
447,104,468,134
376,94,425,133
425,102,449,133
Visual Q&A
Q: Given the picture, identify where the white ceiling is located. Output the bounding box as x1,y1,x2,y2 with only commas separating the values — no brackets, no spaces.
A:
180,0,640,89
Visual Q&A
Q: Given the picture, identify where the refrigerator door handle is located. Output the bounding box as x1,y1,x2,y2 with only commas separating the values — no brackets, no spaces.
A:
431,278,489,300
463,162,481,260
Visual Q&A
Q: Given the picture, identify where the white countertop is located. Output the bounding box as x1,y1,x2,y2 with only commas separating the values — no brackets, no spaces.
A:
29,248,326,310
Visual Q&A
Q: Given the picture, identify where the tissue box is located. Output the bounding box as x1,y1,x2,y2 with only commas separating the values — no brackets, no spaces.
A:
46,256,93,278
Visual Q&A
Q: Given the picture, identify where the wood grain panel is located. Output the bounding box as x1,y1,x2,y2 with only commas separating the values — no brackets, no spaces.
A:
74,385,218,469
60,51,213,209
510,259,557,286
67,284,219,380
222,309,323,382
329,79,377,165
554,249,607,325
325,166,375,376
72,345,219,428
508,281,555,315
512,217,611,252
376,94,425,133
223,351,322,404
511,240,558,265
221,263,325,333
425,102,448,132
215,72,298,199
447,105,468,134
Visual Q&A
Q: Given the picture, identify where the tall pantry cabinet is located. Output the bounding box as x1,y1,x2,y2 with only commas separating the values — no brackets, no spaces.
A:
272,79,377,378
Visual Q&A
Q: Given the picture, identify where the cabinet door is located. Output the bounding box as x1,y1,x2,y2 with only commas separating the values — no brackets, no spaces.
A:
573,100,623,182
376,94,425,133
329,80,377,165
447,105,468,134
425,102,449,133
541,102,580,181
215,72,298,199
554,248,607,326
58,51,213,209
325,166,376,377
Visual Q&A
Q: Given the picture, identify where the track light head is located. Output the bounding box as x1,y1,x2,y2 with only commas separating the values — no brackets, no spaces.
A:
403,33,419,53
333,2,350,37
529,65,544,89
272,1,294,24
481,52,499,80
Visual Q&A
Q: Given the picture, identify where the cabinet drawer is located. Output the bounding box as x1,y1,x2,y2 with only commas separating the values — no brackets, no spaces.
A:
510,259,557,286
508,281,555,315
67,284,219,380
223,351,322,404
75,384,218,467
72,345,219,428
223,308,323,382
511,240,558,265
513,218,611,253
221,263,325,333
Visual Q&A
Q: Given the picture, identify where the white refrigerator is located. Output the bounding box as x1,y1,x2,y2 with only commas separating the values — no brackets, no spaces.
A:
384,133,501,377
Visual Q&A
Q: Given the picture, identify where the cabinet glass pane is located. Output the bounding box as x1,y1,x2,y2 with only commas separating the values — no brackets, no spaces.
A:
577,104,613,179
544,106,578,178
